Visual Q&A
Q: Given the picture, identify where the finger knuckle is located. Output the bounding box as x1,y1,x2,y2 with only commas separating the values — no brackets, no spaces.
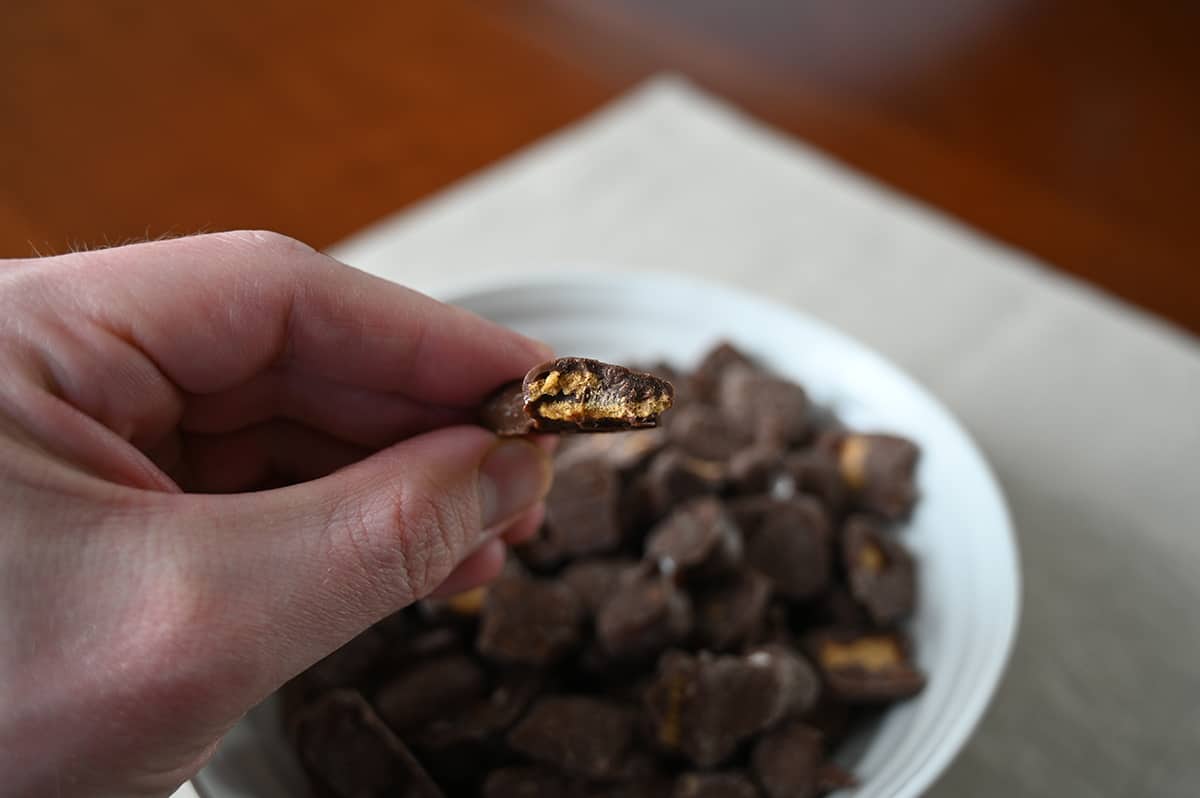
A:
218,229,315,258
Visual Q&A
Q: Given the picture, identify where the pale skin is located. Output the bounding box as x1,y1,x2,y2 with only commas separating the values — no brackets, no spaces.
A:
0,231,556,797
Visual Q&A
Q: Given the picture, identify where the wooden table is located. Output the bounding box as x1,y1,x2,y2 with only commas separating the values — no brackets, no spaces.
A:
3,0,1198,334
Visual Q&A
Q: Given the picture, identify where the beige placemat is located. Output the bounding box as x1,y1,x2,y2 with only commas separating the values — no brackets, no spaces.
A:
182,74,1200,798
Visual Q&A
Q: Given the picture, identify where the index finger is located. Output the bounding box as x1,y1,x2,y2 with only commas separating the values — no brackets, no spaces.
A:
73,231,550,406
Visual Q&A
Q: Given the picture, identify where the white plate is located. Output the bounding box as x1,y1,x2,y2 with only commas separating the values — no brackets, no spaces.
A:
195,270,1020,798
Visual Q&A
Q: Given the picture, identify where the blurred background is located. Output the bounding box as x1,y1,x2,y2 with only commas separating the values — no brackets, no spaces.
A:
2,0,1197,334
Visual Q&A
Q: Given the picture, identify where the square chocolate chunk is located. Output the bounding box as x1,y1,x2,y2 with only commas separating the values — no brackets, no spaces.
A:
542,457,623,560
645,649,809,768
507,696,637,779
597,569,693,662
751,722,824,798
842,515,916,626
744,497,833,600
478,576,583,666
644,497,743,581
293,690,444,798
832,433,920,520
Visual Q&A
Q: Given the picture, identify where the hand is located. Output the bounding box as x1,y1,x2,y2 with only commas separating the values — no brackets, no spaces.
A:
0,231,554,797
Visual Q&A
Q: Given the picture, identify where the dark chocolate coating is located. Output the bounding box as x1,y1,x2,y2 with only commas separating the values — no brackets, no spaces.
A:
477,576,583,666
836,433,921,520
413,671,544,794
374,654,487,733
727,441,787,495
744,496,833,600
417,670,542,748
641,449,725,520
751,722,824,798
556,427,668,471
597,569,693,662
806,629,926,702
694,568,772,651
783,447,850,515
293,690,445,798
746,643,822,717
483,766,571,798
673,771,760,798
479,381,534,436
562,558,639,617
668,404,753,460
645,497,743,581
285,341,930,797
718,364,810,445
645,649,805,768
541,457,623,560
506,696,636,779
522,357,675,432
690,341,755,402
842,514,917,626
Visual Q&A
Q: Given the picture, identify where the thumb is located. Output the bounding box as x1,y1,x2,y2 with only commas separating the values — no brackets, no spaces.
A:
173,425,551,688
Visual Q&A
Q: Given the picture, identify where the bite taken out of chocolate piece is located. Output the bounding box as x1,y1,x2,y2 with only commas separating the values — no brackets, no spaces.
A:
506,696,637,779
842,515,917,626
480,357,674,435
523,357,676,432
477,575,583,666
806,629,926,703
293,690,445,798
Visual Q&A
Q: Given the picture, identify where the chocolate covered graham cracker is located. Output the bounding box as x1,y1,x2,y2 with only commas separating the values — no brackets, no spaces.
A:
480,357,675,435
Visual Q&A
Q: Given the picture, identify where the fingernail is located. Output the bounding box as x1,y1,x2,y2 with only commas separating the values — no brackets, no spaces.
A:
478,439,552,529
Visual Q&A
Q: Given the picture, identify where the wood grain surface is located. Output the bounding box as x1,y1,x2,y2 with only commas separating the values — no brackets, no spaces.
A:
2,0,1197,333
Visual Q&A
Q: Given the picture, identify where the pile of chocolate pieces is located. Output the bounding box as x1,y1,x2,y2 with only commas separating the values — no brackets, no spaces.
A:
283,344,926,798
